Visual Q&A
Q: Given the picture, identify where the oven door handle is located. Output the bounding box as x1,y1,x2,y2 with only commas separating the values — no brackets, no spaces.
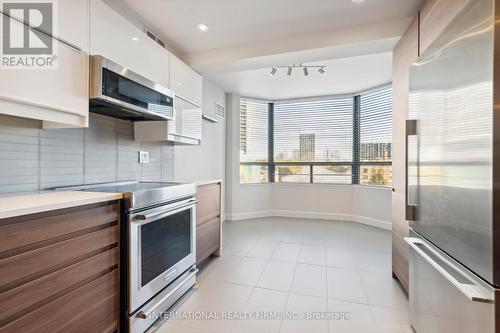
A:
136,267,199,319
135,199,198,221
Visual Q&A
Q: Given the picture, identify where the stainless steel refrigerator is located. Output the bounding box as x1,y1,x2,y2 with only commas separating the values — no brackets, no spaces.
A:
406,0,499,332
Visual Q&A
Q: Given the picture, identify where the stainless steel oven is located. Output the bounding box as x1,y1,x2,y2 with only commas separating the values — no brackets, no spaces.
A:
53,181,198,333
128,197,197,313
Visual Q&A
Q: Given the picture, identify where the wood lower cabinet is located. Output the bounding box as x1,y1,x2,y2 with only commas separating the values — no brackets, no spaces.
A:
0,201,120,333
196,182,222,263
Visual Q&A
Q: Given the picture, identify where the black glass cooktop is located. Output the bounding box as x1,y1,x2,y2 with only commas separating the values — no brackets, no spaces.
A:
54,181,183,194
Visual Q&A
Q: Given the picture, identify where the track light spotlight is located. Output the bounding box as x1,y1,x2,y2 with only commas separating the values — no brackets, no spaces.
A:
269,64,326,77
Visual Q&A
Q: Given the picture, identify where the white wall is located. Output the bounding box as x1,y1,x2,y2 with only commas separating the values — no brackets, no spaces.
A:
225,93,392,230
225,94,274,218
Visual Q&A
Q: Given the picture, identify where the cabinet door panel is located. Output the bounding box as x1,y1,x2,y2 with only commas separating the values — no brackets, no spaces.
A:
1,0,89,52
391,16,419,292
90,0,170,89
0,248,118,325
0,16,88,126
57,0,90,52
170,55,202,106
196,217,220,263
197,183,221,226
0,226,118,289
0,269,118,333
0,203,119,255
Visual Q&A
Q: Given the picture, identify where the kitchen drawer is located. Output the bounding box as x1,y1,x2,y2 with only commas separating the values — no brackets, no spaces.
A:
0,269,119,333
196,217,220,263
0,226,118,290
408,232,495,333
0,247,118,326
197,183,221,226
0,202,119,256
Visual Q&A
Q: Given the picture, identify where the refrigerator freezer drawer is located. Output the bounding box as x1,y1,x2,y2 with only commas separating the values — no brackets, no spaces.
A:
406,231,495,333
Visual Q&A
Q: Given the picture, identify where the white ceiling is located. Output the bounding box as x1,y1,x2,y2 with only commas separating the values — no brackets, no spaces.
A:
121,0,422,55
114,0,421,99
209,52,393,100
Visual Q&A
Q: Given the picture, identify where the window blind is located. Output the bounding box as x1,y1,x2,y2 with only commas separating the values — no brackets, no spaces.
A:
239,99,269,183
273,97,354,183
238,86,393,186
359,86,392,186
274,98,354,162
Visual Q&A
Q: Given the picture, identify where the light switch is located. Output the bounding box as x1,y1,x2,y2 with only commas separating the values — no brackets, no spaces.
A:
139,151,150,164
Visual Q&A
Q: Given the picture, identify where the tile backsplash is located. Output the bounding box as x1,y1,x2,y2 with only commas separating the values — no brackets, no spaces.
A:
0,113,174,193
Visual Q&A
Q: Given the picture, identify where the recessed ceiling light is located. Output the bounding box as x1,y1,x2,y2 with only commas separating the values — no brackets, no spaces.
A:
352,0,365,3
196,23,210,32
132,37,139,41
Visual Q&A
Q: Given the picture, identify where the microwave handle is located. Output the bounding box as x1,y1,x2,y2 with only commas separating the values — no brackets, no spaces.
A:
135,199,198,221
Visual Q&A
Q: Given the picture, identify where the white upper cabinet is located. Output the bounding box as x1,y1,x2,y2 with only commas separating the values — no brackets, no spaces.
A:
0,16,88,128
202,78,225,122
170,55,203,107
57,0,90,52
2,0,90,52
90,0,170,89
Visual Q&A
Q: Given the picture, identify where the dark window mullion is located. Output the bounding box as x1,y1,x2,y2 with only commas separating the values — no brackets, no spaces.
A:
352,95,361,184
268,102,275,183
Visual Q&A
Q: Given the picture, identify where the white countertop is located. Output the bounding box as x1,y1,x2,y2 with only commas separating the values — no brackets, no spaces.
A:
177,179,223,187
0,191,123,219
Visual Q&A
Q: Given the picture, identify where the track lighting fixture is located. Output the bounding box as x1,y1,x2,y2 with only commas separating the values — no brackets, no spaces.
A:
268,64,326,77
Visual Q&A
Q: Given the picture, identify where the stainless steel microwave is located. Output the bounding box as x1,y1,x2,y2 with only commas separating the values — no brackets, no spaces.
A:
89,55,174,121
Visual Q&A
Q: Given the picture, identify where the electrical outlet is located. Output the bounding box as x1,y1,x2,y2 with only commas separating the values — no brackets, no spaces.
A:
139,151,150,164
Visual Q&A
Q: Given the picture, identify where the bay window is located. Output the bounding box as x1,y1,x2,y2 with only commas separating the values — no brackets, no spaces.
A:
239,85,392,186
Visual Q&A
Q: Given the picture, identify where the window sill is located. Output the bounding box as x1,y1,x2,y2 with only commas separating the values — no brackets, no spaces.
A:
238,182,392,191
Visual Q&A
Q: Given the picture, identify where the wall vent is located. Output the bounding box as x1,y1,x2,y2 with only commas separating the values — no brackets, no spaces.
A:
216,103,225,119
144,27,167,50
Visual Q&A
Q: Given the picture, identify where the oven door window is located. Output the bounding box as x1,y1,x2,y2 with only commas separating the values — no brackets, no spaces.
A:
140,209,191,287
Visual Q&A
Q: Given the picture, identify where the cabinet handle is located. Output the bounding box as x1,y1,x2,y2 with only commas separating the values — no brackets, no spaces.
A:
135,200,198,221
405,237,494,303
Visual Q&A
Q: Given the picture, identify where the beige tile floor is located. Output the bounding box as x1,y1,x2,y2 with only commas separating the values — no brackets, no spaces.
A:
150,217,411,333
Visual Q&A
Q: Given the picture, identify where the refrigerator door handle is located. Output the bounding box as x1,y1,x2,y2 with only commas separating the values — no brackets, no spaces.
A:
405,237,494,304
405,119,417,221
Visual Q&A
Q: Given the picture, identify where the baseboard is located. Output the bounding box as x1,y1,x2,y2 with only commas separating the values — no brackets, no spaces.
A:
225,210,275,221
225,210,391,231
